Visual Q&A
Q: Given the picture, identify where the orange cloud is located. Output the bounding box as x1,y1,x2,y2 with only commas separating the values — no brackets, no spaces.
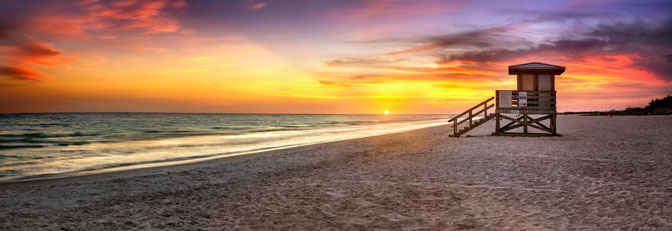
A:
28,16,87,38
0,41,72,81
21,0,187,39
39,0,186,36
250,3,267,10
86,0,186,34
12,41,77,66
0,66,51,81
15,41,60,57
0,0,189,83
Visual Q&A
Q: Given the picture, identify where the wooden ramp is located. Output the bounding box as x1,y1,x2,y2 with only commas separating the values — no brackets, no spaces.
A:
449,97,495,137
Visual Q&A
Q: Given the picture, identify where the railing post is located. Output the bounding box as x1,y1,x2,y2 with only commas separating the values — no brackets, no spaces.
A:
450,96,494,137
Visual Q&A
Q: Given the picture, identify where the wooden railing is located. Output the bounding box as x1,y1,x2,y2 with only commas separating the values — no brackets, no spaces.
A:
496,90,556,114
448,96,495,136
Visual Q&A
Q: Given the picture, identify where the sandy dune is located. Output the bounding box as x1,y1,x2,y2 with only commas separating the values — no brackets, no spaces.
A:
1,115,671,230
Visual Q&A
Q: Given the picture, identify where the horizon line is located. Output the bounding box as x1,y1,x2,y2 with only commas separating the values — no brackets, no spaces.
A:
0,111,454,115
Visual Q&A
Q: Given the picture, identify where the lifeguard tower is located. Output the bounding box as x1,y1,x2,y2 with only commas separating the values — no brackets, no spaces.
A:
448,62,564,137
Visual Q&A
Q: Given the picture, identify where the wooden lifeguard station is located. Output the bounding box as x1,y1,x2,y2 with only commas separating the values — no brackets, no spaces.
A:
448,62,564,137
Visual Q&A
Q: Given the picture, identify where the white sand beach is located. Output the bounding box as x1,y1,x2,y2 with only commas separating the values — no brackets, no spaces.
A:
1,115,671,230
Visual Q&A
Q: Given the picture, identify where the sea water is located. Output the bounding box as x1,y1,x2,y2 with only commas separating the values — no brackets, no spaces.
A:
0,113,449,182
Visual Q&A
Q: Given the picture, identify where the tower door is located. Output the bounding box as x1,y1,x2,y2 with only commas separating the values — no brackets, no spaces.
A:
538,74,552,91
521,74,535,91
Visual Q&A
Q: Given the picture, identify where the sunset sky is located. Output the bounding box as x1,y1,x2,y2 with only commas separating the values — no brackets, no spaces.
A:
1,0,671,114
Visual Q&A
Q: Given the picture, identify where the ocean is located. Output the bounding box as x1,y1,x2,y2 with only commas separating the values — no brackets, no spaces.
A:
0,113,449,182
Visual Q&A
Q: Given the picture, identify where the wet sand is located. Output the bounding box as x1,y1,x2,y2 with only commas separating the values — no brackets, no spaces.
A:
1,115,671,230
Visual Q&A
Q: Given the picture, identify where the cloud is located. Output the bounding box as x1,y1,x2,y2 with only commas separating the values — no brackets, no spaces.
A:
325,58,403,67
334,0,458,19
0,22,10,40
385,24,526,55
318,68,505,87
0,66,50,81
320,15,672,110
440,19,672,80
568,0,616,9
84,0,188,34
0,24,75,80
0,41,71,81
441,39,605,64
249,3,267,10
0,0,190,83
4,0,189,39
335,14,672,84
15,41,60,60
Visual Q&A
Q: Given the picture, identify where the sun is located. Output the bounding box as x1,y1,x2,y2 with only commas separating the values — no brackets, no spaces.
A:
384,110,390,115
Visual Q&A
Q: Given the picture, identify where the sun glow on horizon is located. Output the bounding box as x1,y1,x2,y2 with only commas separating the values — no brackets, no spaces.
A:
384,110,390,115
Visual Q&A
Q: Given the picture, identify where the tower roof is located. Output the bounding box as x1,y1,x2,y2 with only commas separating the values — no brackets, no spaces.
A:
509,62,565,75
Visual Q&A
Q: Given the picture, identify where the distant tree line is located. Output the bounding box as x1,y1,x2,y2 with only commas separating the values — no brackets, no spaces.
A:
565,95,672,116
646,95,672,110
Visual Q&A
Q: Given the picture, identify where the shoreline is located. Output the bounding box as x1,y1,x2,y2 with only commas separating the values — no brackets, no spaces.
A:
0,122,447,187
0,117,448,184
1,115,671,230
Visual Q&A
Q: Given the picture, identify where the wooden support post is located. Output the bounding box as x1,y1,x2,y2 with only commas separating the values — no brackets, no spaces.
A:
552,114,557,134
469,111,472,127
498,114,552,133
523,112,528,133
495,113,500,134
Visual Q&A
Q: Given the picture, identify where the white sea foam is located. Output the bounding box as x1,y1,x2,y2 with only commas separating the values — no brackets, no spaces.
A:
0,114,449,182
